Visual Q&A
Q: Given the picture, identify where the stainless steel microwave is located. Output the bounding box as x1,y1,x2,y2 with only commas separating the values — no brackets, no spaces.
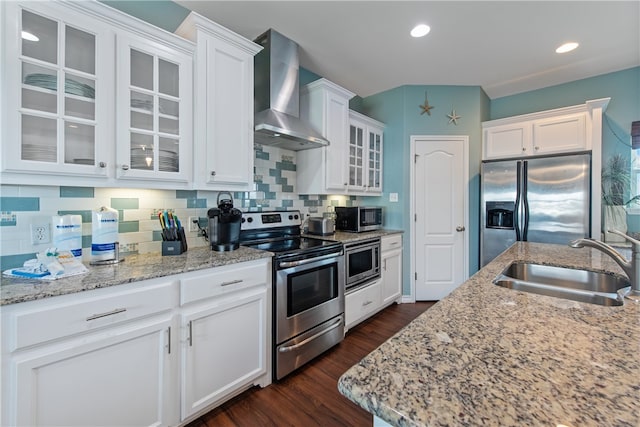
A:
335,207,383,232
344,238,380,291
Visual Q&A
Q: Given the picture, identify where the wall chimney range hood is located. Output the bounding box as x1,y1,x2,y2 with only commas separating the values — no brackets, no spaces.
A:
253,29,329,151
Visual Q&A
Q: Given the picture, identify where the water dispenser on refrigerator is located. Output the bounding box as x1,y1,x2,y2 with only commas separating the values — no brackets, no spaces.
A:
486,201,515,229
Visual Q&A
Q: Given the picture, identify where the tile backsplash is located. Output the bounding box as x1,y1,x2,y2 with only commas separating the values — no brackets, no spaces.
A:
0,145,361,270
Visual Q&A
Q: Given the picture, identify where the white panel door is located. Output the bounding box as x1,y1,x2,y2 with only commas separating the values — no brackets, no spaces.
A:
413,136,468,300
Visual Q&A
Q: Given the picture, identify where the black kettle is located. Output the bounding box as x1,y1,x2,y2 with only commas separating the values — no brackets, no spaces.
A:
207,192,242,251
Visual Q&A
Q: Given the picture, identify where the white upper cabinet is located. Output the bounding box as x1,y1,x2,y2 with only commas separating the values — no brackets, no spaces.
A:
175,13,262,190
297,78,355,194
482,100,608,160
2,1,113,179
116,33,193,184
1,1,195,188
483,122,532,159
348,110,384,195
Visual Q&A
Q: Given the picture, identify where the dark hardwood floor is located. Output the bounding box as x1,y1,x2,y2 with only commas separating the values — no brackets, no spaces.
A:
187,301,435,427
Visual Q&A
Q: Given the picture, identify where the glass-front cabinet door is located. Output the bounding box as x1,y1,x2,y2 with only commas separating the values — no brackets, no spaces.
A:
347,110,384,195
348,122,366,190
2,2,111,176
367,127,383,192
116,34,192,182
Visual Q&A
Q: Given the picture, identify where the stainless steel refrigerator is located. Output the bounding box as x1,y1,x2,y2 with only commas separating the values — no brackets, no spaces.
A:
480,152,591,267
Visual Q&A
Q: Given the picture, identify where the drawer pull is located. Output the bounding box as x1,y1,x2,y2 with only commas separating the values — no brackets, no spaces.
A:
362,300,373,306
221,279,243,287
86,308,127,321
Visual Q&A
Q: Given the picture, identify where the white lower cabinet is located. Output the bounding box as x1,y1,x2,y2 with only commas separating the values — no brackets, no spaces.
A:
1,277,180,427
178,259,271,422
381,235,402,306
345,234,403,331
12,314,178,427
1,258,272,427
345,278,382,330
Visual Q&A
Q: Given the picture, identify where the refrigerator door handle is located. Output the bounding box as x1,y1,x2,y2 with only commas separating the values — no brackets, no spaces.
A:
514,161,522,241
523,160,529,241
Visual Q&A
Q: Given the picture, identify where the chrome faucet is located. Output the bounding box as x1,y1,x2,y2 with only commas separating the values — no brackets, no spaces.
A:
569,229,640,302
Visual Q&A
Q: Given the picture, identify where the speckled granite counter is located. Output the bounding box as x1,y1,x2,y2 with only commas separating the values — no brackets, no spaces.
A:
0,246,272,306
338,242,640,426
305,229,403,243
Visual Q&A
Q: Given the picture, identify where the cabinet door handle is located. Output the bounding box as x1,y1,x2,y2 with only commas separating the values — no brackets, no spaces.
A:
188,321,193,346
211,171,216,176
362,300,373,306
456,226,466,232
383,259,387,271
99,161,106,168
521,147,526,152
534,146,540,151
167,326,171,354
122,164,130,171
86,308,127,321
220,279,243,287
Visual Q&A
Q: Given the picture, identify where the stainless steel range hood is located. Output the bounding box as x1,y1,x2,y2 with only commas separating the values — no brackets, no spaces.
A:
253,29,329,151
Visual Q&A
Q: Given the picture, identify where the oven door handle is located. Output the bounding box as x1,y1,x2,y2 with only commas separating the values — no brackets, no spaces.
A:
278,317,343,353
278,251,343,269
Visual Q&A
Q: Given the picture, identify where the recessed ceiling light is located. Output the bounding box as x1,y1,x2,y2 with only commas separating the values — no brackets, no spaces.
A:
21,31,39,42
411,24,431,38
556,42,579,54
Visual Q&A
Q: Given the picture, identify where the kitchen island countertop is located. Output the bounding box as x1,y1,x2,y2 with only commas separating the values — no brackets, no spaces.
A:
338,242,640,426
0,246,272,306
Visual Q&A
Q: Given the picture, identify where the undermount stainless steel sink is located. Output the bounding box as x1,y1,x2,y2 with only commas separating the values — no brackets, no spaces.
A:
493,262,631,306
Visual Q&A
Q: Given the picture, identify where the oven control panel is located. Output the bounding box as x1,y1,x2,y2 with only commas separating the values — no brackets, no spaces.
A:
241,210,302,230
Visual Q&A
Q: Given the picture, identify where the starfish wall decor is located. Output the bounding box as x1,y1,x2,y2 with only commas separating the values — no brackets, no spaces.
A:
419,92,434,116
447,109,461,125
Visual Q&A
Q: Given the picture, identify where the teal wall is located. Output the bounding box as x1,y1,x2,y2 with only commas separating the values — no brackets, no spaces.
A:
492,67,640,233
358,68,638,297
100,1,189,32
491,67,640,164
359,86,489,294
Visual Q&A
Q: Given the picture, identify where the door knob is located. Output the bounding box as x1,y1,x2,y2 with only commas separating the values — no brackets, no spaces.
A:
456,226,465,232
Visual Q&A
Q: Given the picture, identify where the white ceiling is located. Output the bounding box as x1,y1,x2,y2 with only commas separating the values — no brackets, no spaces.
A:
176,1,640,99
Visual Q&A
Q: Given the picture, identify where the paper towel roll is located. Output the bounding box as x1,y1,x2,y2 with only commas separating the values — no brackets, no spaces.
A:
91,207,118,261
52,214,82,257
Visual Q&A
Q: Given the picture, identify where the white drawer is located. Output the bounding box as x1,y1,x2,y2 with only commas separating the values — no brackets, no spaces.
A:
345,278,381,329
10,279,177,351
180,259,270,305
381,234,402,252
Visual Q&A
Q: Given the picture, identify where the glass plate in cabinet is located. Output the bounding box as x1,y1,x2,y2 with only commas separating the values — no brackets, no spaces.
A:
116,35,191,182
3,3,110,177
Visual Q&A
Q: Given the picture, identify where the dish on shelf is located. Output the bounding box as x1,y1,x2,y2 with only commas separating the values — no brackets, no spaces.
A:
131,99,154,112
130,148,178,172
23,74,95,99
72,158,94,165
131,98,166,114
22,143,57,162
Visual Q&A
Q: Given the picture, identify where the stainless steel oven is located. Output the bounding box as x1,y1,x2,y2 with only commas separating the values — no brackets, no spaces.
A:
274,249,344,379
344,238,380,291
240,211,345,380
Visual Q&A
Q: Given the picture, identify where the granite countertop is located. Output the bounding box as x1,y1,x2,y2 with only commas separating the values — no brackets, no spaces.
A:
304,229,403,243
338,242,640,426
0,246,272,306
